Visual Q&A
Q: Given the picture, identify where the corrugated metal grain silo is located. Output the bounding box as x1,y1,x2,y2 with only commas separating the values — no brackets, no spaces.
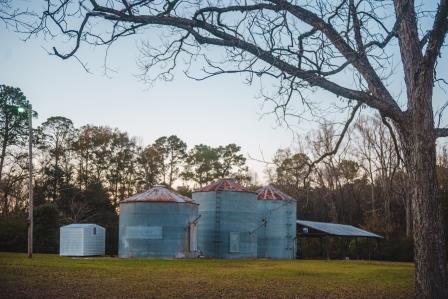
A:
256,185,297,259
192,178,258,259
60,223,105,256
119,185,199,258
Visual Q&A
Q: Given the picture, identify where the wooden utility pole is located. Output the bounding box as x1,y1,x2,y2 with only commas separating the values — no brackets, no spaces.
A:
27,104,33,258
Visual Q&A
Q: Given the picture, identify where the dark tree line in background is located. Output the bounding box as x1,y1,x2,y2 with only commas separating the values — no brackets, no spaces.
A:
1,84,447,262
0,84,250,253
267,116,448,261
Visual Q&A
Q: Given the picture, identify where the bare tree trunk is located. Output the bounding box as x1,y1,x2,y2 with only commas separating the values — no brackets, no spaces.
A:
383,182,392,237
405,198,412,237
404,180,413,238
0,131,8,183
403,122,448,299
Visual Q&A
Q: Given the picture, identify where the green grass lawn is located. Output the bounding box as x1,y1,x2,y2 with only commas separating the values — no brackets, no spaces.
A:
0,252,414,298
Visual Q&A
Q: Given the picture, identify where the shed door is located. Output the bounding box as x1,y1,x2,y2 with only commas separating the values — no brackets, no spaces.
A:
229,232,240,253
189,223,198,252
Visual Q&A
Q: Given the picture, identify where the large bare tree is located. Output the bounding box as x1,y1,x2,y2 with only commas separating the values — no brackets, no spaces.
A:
16,0,448,297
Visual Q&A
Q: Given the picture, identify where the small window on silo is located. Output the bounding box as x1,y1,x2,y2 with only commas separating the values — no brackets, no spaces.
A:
93,227,97,235
229,232,240,253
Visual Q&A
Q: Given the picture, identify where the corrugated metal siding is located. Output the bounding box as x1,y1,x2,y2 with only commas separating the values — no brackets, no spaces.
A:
193,190,258,259
60,224,105,256
257,200,297,259
60,227,84,256
83,225,106,256
119,202,199,258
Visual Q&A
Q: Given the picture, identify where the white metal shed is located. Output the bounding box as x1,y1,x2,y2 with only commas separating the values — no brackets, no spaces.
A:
60,224,106,256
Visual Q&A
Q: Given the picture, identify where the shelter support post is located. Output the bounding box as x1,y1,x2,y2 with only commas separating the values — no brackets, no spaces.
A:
368,238,371,261
320,237,324,259
339,237,343,259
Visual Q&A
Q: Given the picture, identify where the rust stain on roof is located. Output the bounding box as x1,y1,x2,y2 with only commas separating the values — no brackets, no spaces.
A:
195,178,254,193
121,185,193,203
256,185,296,201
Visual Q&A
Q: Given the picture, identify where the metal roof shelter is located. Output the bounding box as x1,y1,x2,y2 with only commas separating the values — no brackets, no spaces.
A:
297,220,382,238
297,220,382,260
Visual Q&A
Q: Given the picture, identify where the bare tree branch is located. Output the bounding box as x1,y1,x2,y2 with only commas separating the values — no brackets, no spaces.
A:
305,101,362,175
380,114,404,165
393,0,423,109
436,127,448,138
423,0,448,69
38,1,403,122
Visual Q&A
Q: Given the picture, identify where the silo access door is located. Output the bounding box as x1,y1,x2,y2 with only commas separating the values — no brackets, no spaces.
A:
189,223,198,252
229,232,240,253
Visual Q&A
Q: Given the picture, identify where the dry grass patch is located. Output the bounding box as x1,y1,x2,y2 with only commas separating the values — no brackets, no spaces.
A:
0,253,413,298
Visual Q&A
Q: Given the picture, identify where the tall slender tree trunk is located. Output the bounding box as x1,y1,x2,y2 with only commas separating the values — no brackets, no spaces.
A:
404,179,413,238
402,92,448,298
0,131,9,183
406,134,448,298
405,198,413,238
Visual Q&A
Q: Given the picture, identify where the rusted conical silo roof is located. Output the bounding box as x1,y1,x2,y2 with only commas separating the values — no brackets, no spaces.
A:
195,178,255,193
121,185,193,203
256,185,296,201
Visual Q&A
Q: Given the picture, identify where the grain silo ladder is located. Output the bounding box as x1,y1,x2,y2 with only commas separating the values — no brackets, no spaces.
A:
286,208,293,250
214,191,222,257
